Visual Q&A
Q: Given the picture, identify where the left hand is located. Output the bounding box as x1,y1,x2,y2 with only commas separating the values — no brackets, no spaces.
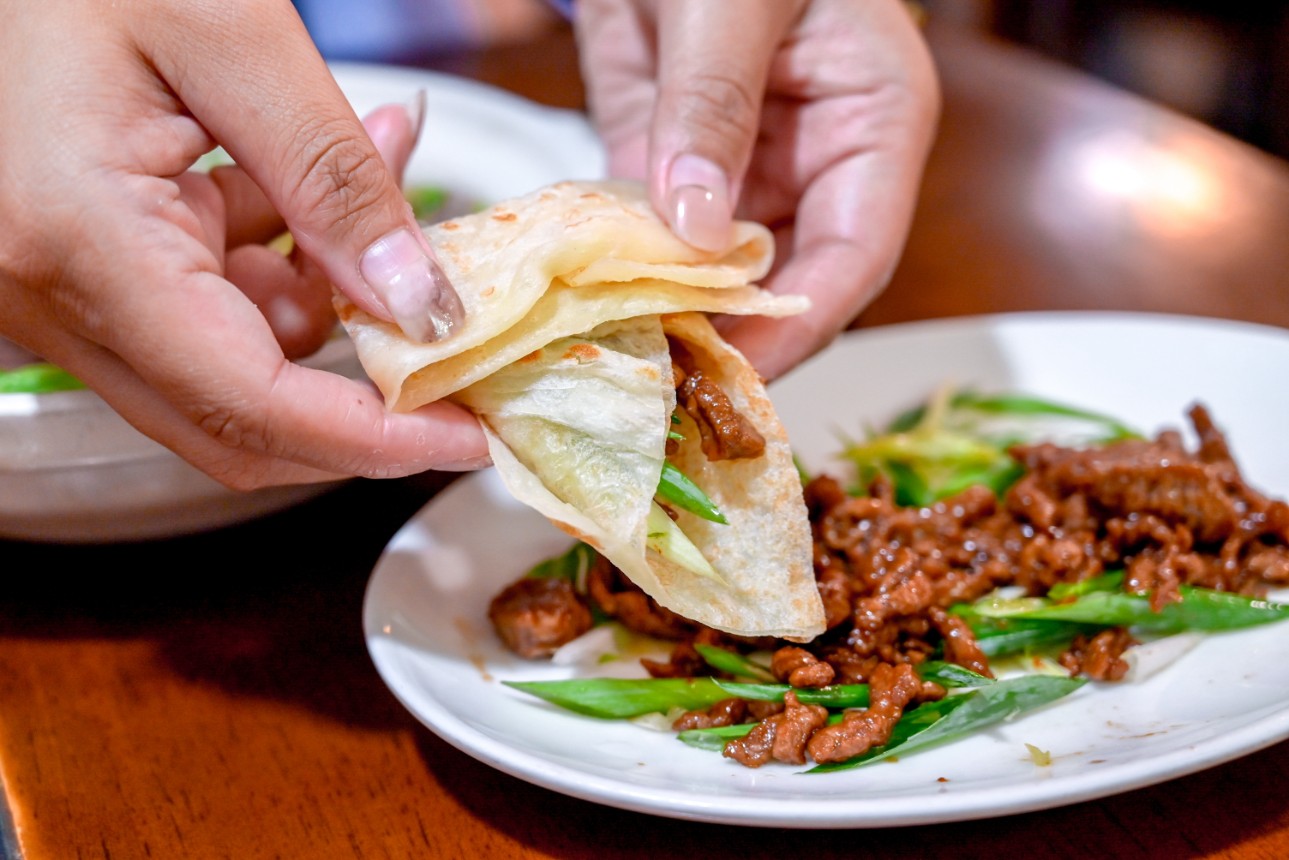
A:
575,0,940,379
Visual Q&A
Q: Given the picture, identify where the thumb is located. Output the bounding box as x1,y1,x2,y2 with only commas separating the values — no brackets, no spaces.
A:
154,2,461,343
648,0,805,251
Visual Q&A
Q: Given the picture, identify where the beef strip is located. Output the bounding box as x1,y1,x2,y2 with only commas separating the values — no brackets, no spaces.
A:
770,646,837,688
723,691,829,767
805,663,923,764
670,345,766,461
1059,628,1138,680
487,577,593,659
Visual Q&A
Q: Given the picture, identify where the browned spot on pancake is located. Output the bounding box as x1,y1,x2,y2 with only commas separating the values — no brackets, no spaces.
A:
564,343,600,363
481,286,496,298
518,349,544,364
552,520,599,549
440,221,459,230
492,211,517,222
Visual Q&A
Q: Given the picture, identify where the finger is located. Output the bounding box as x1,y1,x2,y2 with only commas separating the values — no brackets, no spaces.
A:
210,101,427,358
139,0,462,344
363,95,424,184
225,243,335,358
719,150,923,380
649,0,805,250
212,97,423,248
210,164,285,248
27,282,487,488
45,166,487,485
574,0,657,181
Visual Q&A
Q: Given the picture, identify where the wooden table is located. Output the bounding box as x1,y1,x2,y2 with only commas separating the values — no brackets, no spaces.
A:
5,18,1289,860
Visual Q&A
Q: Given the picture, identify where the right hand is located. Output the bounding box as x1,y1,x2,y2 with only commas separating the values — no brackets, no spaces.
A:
0,0,488,490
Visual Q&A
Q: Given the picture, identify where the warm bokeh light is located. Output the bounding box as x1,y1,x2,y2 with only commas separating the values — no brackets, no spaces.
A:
1035,124,1240,240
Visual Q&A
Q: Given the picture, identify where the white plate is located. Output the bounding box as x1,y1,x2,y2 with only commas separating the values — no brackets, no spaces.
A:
332,62,606,204
363,311,1289,828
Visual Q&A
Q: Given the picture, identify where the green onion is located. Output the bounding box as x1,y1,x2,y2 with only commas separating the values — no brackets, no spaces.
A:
963,616,1101,658
524,541,598,591
694,645,775,682
656,461,727,524
677,721,766,751
406,185,449,220
842,387,1141,504
712,680,872,709
0,363,86,394
915,660,995,688
972,586,1289,634
1046,571,1125,601
808,675,1085,773
947,391,1139,441
503,677,732,719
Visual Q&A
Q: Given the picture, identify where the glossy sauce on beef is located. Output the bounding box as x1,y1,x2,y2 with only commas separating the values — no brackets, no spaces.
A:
490,403,1289,767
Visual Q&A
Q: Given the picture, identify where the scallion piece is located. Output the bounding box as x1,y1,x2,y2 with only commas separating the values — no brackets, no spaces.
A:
0,362,85,394
656,461,727,524
694,644,776,682
503,677,731,719
808,675,1085,773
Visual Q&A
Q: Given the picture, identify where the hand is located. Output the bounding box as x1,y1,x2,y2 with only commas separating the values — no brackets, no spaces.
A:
0,0,486,489
575,0,940,379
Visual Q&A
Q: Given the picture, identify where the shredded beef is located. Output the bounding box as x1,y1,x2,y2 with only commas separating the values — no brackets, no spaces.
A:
490,402,1289,768
672,359,766,461
724,691,829,767
770,647,836,687
673,698,748,731
1060,628,1138,681
806,663,923,763
487,578,592,659
587,557,697,641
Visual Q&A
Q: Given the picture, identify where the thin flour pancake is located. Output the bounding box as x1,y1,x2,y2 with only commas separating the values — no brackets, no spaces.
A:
336,180,792,411
337,180,825,640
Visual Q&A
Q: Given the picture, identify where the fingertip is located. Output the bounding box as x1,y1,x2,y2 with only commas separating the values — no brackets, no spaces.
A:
398,399,490,471
664,153,734,252
362,93,425,182
357,228,464,342
353,97,466,345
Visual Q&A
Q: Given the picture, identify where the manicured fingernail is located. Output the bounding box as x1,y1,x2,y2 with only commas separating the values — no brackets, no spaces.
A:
667,153,732,252
359,228,464,342
436,454,494,472
405,89,427,145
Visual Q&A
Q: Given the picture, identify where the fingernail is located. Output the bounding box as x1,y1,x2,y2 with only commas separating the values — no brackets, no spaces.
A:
405,89,427,146
359,228,464,342
436,454,494,472
667,153,733,252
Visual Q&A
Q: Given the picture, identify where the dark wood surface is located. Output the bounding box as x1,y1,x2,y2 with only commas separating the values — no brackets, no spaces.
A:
4,18,1289,860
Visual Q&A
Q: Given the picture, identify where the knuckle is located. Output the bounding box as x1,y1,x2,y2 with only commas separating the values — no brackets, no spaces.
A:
191,394,281,492
671,69,762,144
196,402,270,453
285,118,390,231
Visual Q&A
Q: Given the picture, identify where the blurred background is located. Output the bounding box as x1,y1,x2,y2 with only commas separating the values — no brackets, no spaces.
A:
294,0,1289,161
927,0,1289,160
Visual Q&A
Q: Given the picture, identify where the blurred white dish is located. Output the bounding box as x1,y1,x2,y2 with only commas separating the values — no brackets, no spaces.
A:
364,311,1289,828
0,64,604,543
0,337,361,543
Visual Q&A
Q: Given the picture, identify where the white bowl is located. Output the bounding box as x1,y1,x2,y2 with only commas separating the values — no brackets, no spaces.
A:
0,337,363,543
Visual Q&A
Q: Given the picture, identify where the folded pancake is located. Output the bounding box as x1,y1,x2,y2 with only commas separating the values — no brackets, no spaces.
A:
337,180,825,640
